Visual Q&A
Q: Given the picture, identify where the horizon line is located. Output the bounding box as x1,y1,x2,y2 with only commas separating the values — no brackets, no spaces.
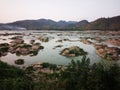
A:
1,15,120,24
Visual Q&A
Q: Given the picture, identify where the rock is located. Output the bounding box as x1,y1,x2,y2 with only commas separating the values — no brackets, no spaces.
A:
53,45,63,49
94,37,104,42
10,36,23,40
0,40,44,57
56,40,62,42
80,39,92,44
30,40,35,44
60,46,87,57
32,45,40,50
15,59,24,65
105,38,120,46
38,36,49,42
94,44,120,60
10,39,24,44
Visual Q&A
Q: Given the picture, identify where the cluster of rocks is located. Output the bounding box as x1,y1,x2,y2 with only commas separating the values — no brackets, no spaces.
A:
38,36,49,42
80,39,92,45
0,33,22,36
56,39,71,43
60,46,87,57
93,37,104,43
105,38,120,46
25,62,63,82
10,36,23,40
94,44,120,60
0,39,44,57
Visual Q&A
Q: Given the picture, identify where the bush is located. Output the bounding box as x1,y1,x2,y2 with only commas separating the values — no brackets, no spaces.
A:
0,61,34,90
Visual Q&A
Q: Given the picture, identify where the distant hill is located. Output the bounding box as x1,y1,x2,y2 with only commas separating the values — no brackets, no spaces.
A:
6,19,78,30
0,15,120,30
85,16,120,30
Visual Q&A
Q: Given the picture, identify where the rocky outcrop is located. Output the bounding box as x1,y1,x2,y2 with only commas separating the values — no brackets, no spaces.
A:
60,46,87,57
38,36,49,42
10,39,24,44
15,59,24,65
94,44,120,60
80,39,92,44
0,39,44,57
105,38,120,46
10,36,23,40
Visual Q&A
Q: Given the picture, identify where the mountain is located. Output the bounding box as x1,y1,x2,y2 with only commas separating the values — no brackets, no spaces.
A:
85,16,120,30
0,24,26,30
3,19,78,30
0,15,120,30
75,20,89,30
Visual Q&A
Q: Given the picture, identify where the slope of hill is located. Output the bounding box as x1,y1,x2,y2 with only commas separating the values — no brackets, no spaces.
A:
0,15,119,30
85,16,120,30
7,19,78,30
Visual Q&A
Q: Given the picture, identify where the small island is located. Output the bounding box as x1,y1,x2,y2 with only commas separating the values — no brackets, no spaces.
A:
60,46,87,57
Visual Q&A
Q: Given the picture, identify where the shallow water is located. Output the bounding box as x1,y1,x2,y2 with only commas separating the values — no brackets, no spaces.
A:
0,30,119,67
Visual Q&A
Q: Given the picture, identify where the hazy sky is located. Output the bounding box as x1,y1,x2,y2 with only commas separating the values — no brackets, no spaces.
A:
0,0,120,23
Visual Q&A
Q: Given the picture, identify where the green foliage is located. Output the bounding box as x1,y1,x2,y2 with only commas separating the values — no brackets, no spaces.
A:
41,62,57,70
41,62,50,68
0,61,34,90
59,56,120,90
0,56,120,90
15,59,24,65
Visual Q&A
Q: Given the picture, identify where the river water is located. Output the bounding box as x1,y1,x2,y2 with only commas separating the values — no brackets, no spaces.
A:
0,30,119,67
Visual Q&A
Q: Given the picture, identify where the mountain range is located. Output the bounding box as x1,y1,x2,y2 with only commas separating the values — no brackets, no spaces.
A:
0,15,120,30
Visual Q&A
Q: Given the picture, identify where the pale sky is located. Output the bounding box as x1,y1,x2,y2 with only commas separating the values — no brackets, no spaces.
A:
0,0,120,23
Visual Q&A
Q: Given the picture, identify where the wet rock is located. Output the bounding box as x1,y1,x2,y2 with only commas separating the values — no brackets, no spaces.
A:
53,45,63,49
38,36,49,42
94,44,120,60
60,46,87,57
10,39,24,44
94,37,104,42
10,36,23,40
0,39,44,57
80,39,92,44
30,40,35,44
15,59,24,65
105,38,120,46
56,40,62,42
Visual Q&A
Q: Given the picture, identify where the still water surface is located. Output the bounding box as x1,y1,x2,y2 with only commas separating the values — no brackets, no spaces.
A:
0,30,119,67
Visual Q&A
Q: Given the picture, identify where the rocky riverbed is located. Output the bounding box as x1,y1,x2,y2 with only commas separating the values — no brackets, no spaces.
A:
0,38,44,57
0,30,120,66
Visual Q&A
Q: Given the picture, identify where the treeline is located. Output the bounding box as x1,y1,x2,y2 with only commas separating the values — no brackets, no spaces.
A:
0,56,120,90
